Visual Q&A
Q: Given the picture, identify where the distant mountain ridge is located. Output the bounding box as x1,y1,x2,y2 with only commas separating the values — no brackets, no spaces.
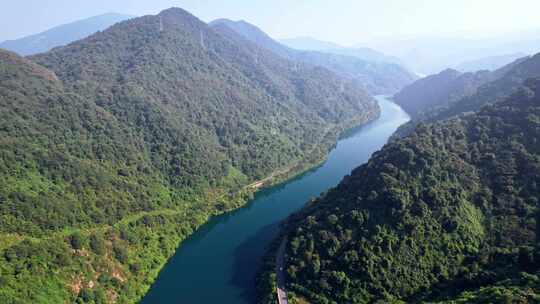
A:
0,13,134,55
392,53,540,137
394,68,496,118
210,19,291,58
280,36,344,50
280,36,404,65
454,53,527,72
211,19,416,95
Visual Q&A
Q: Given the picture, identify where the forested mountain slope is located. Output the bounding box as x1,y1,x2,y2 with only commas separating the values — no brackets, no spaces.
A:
394,68,495,118
258,79,540,303
0,13,134,56
437,53,540,119
0,7,378,304
394,54,538,137
210,19,416,95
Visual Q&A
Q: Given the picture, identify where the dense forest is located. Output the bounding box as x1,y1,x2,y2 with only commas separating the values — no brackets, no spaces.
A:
393,68,495,118
210,19,416,95
258,79,540,303
0,7,380,304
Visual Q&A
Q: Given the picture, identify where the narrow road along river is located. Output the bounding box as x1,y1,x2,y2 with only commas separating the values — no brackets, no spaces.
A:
141,96,410,304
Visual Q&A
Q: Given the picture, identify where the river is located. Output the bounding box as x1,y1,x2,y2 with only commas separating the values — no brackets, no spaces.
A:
141,95,410,304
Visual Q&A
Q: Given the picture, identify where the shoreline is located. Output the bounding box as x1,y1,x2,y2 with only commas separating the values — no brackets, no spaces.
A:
138,107,381,302
255,97,410,304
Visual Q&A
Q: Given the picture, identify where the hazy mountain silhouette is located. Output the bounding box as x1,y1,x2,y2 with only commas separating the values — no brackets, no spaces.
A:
281,36,403,65
367,31,540,74
211,19,416,94
280,36,344,51
0,13,134,55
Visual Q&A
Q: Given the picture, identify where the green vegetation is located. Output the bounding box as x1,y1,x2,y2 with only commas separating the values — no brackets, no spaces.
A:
258,79,540,303
393,54,538,138
0,7,378,304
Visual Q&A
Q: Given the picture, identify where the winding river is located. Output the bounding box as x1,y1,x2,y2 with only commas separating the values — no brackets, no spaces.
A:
141,96,410,304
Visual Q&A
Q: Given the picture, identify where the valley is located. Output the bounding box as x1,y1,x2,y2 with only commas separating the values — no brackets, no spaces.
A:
1,2,540,304
140,96,409,304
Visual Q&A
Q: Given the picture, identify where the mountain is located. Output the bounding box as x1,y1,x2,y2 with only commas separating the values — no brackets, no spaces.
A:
210,19,291,58
435,54,540,119
281,37,403,65
393,68,496,118
454,53,527,72
0,13,134,55
0,8,379,303
211,19,416,95
319,47,404,65
258,78,540,303
280,36,344,51
296,51,416,94
393,54,539,137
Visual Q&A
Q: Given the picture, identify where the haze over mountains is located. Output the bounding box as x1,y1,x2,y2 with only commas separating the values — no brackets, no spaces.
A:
278,32,540,76
4,9,535,78
367,31,540,74
0,11,416,95
454,53,527,72
280,37,403,65
280,37,344,51
393,53,540,137
211,19,416,94
0,13,133,55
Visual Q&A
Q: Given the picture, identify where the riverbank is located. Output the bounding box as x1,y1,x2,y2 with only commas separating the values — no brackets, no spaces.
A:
141,96,409,304
257,96,411,304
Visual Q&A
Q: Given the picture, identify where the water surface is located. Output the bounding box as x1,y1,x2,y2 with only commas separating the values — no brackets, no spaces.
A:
141,96,410,304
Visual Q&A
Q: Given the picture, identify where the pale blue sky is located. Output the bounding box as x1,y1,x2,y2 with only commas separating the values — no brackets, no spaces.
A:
2,0,540,45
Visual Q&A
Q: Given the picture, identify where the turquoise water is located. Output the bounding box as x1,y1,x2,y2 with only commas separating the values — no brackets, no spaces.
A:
141,96,410,304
